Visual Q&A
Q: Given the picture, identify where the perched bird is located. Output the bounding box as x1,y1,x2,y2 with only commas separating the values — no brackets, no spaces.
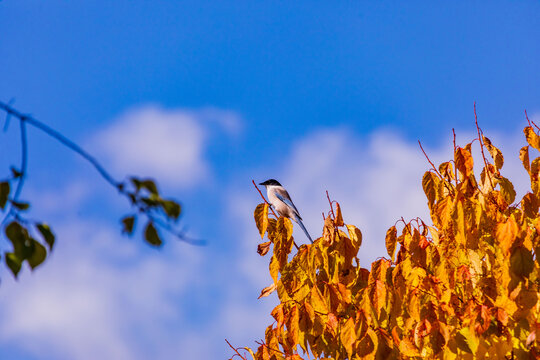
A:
259,179,313,243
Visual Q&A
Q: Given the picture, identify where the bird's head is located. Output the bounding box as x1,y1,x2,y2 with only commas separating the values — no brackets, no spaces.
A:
259,179,282,187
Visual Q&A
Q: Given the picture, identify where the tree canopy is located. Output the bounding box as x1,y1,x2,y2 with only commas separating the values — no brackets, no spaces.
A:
231,116,540,359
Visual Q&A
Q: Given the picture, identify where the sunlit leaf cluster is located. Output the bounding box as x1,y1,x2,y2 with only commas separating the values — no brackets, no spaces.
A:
234,124,540,359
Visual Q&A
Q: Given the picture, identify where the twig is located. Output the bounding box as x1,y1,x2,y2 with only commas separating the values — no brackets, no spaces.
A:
418,141,443,179
326,190,335,220
0,118,28,227
254,340,285,356
418,140,455,196
0,101,122,190
452,128,458,184
525,109,540,131
252,180,299,250
252,180,278,219
474,102,494,189
225,339,248,360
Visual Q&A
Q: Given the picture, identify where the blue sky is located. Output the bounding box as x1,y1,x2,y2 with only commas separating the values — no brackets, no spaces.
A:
0,1,539,359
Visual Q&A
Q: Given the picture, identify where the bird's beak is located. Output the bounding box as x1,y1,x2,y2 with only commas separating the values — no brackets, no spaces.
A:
258,182,264,186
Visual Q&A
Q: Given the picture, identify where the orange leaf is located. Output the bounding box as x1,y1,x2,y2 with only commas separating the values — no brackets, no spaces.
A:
340,317,355,358
258,283,277,299
496,216,519,254
310,286,328,314
335,202,344,227
269,255,279,283
483,136,504,170
455,147,474,177
254,203,269,238
524,126,540,150
520,145,530,173
286,305,299,347
327,312,338,334
422,171,439,208
346,224,363,250
271,305,284,329
385,226,398,262
257,241,271,256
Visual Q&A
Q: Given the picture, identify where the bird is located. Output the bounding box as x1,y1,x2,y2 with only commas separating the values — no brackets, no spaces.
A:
259,179,313,243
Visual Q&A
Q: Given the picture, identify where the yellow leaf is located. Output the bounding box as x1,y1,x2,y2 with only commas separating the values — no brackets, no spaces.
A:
498,177,516,204
521,193,539,218
310,285,328,314
254,203,269,238
456,327,479,354
520,145,530,173
422,171,439,209
346,224,363,250
369,279,386,316
483,136,504,170
269,255,279,283
340,317,356,358
399,338,420,356
385,226,398,261
435,197,453,228
257,241,271,256
258,283,277,299
496,216,519,255
271,304,284,329
531,157,540,195
357,328,378,358
286,305,299,347
335,202,344,227
304,301,315,323
524,126,540,151
455,147,474,177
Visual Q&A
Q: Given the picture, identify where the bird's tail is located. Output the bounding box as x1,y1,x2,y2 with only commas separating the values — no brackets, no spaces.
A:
294,214,313,244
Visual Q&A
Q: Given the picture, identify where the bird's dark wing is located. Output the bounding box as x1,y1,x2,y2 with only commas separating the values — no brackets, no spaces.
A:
275,188,302,220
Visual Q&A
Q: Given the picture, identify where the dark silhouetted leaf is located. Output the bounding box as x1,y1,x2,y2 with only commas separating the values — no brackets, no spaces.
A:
0,181,10,209
5,252,22,278
121,215,136,235
11,200,30,211
5,221,31,259
27,239,47,270
141,179,159,195
36,223,55,250
144,221,162,247
160,200,181,220
10,166,22,178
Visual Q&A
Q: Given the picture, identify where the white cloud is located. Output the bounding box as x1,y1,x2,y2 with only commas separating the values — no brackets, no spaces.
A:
90,105,241,189
0,218,204,360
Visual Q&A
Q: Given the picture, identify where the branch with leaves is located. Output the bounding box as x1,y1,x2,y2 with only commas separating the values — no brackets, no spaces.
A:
0,101,202,280
233,110,540,359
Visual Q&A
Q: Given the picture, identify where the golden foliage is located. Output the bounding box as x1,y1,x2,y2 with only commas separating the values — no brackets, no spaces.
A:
236,125,540,360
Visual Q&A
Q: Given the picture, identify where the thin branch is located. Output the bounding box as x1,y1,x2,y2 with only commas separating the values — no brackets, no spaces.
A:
225,339,248,360
326,190,335,220
452,128,458,184
525,109,540,131
0,101,122,190
148,214,206,246
252,180,278,219
252,180,299,250
418,141,443,179
0,118,28,227
0,101,195,244
474,102,494,189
